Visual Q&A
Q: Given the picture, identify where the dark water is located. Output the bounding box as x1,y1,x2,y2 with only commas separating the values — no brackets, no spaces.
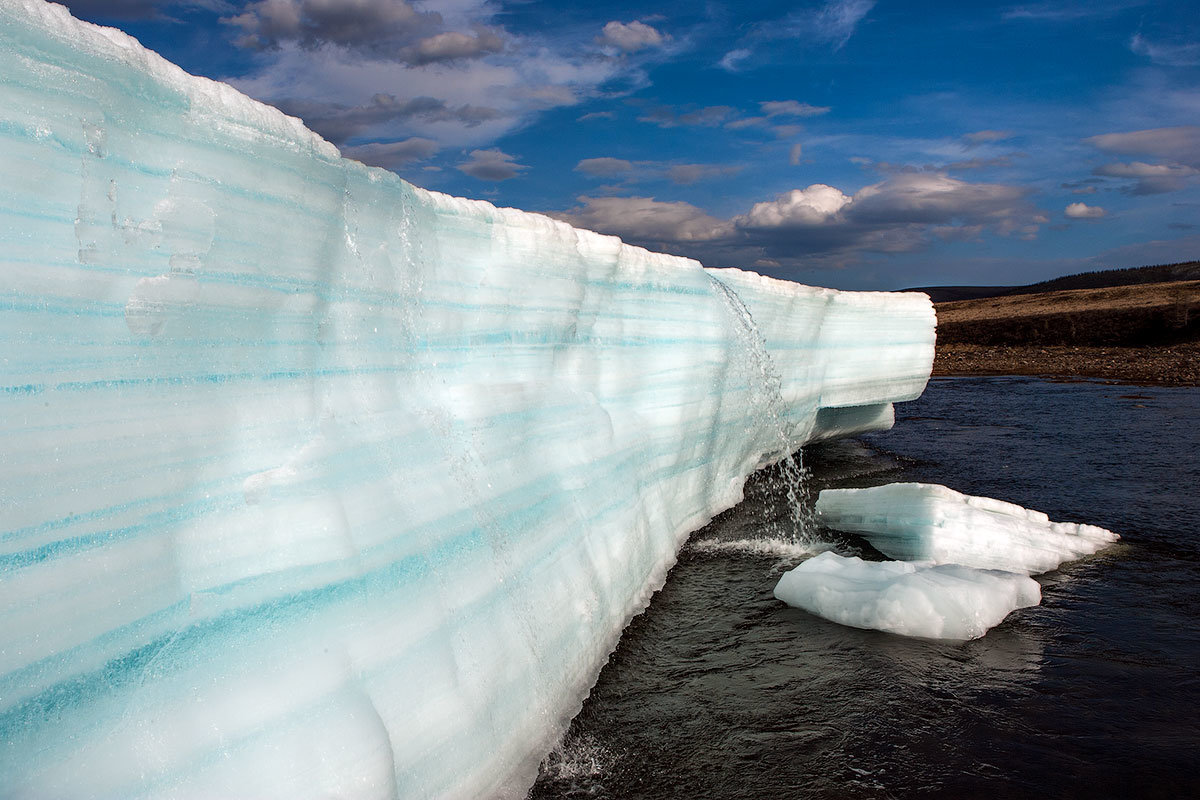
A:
531,377,1200,799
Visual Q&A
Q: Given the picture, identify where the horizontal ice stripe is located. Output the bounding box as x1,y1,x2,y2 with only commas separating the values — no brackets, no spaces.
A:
0,2,936,799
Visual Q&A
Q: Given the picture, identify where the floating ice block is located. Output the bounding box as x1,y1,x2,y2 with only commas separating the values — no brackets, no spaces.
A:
0,2,935,798
773,552,1042,640
816,483,1118,575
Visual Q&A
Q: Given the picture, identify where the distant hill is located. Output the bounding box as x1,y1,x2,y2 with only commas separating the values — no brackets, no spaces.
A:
905,260,1200,303
935,279,1200,347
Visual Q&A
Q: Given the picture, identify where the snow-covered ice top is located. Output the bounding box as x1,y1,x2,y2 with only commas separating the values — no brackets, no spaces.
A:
816,483,1118,575
773,552,1041,640
0,2,935,798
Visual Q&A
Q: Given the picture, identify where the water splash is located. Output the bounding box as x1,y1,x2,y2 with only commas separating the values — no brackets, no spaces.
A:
706,273,817,545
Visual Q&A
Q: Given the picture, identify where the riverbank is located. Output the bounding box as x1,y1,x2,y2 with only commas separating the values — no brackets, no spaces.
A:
931,279,1200,385
933,343,1200,385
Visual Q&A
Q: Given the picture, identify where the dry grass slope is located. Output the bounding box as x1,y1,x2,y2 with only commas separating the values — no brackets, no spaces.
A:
932,281,1200,385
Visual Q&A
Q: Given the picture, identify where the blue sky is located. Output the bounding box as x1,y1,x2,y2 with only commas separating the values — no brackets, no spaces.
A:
61,0,1200,289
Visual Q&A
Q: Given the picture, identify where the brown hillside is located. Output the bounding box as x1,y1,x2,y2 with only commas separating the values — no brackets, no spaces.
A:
936,280,1200,347
932,281,1200,385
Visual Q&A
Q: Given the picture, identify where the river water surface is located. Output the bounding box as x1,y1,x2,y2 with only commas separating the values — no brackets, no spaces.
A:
531,376,1200,799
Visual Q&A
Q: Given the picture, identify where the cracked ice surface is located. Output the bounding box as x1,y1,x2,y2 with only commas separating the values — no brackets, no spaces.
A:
0,2,934,798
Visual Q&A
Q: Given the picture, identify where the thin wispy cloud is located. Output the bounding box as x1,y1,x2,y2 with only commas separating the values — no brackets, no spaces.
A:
718,0,875,72
1130,33,1200,67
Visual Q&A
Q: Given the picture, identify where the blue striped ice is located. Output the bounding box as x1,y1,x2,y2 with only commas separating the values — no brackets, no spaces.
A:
815,483,1119,575
0,2,935,797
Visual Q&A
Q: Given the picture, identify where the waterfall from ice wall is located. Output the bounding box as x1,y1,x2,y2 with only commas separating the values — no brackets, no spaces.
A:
0,2,936,798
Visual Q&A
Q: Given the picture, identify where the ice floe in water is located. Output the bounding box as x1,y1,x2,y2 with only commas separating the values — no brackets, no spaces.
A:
815,482,1119,575
773,552,1041,641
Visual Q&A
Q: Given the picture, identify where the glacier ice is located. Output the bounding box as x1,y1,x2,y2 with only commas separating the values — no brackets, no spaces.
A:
773,552,1042,640
0,1,935,798
815,483,1119,575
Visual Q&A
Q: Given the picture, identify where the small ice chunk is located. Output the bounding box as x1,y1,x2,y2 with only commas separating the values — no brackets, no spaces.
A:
773,552,1041,640
816,483,1118,575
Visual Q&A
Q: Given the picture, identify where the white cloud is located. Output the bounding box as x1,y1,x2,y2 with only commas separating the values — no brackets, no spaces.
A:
848,173,1030,225
1065,202,1106,219
1130,33,1200,67
553,196,735,244
224,2,638,149
1085,126,1200,167
760,100,831,118
1093,161,1198,195
810,0,876,49
963,129,1014,144
399,28,505,66
597,20,666,53
637,104,734,128
224,0,439,56
788,143,804,165
575,157,634,177
737,185,851,228
551,172,1043,268
457,148,526,181
718,48,752,72
342,137,439,169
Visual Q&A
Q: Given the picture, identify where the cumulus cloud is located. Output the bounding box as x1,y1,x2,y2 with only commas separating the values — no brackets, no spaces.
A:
847,173,1030,225
575,157,634,177
552,196,735,244
597,20,667,52
737,185,852,229
1065,202,1106,219
457,148,526,181
275,93,497,145
342,136,438,169
1085,126,1200,167
1093,161,1199,194
552,173,1042,268
224,1,638,150
224,0,441,56
398,28,504,65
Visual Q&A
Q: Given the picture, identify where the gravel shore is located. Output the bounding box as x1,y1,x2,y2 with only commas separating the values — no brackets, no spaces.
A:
933,343,1200,386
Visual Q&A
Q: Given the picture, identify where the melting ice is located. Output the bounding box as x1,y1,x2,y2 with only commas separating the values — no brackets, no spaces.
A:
816,483,1119,575
774,552,1042,641
773,483,1118,640
0,2,935,798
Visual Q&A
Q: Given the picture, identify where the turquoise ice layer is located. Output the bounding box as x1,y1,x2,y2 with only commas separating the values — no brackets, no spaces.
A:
0,1,936,797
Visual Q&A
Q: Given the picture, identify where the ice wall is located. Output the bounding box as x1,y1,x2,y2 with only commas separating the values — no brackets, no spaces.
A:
0,2,936,797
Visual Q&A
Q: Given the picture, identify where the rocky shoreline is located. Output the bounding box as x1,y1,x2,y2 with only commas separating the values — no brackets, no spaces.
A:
933,343,1200,386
